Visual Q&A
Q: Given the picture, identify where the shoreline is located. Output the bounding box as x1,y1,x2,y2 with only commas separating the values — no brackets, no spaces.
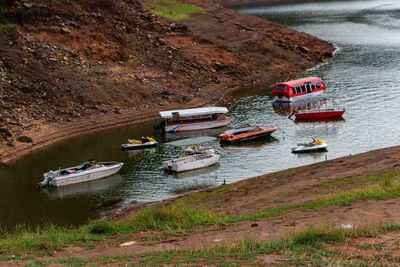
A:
110,143,400,219
0,99,213,164
218,0,355,8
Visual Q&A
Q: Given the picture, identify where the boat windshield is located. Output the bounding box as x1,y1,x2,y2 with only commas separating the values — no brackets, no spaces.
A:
276,85,287,91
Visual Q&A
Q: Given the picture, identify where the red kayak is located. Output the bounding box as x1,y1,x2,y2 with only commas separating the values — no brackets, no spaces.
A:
290,108,345,120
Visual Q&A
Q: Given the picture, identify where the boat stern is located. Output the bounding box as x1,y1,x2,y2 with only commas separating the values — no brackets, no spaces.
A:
219,133,231,143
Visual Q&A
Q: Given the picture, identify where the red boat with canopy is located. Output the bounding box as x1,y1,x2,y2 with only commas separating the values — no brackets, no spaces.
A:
272,77,326,102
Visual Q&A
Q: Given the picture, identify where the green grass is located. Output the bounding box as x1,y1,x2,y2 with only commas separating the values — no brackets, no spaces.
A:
0,23,16,32
1,169,400,260
285,224,400,266
0,6,8,15
141,0,204,21
0,4,17,32
23,224,400,266
320,168,400,189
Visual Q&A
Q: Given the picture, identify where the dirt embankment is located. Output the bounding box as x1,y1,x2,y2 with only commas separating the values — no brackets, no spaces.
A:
0,0,334,163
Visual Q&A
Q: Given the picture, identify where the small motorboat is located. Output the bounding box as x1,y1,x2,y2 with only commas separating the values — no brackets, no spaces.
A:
219,124,278,144
163,136,219,173
121,136,158,150
292,138,328,153
38,160,124,188
184,144,213,155
289,107,345,120
163,149,220,173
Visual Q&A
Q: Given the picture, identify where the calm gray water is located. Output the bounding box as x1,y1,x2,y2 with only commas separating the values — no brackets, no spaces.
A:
1,0,400,230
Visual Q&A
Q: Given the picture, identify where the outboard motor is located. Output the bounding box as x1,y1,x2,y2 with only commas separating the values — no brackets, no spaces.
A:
219,133,230,143
37,171,55,189
153,121,165,133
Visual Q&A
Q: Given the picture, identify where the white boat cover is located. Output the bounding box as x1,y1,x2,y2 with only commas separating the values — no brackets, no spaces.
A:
164,136,217,147
159,107,228,119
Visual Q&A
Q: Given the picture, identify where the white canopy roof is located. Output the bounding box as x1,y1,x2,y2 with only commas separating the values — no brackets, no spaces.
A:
159,107,228,119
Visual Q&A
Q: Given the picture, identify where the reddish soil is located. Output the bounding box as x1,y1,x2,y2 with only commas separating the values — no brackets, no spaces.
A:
0,0,334,163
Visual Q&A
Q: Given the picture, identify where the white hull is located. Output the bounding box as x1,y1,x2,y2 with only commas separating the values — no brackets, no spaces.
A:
49,163,123,187
121,141,157,150
163,153,220,173
165,117,233,133
292,143,328,153
273,90,325,102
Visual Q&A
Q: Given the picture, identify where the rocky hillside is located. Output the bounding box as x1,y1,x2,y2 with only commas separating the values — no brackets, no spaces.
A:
0,0,334,162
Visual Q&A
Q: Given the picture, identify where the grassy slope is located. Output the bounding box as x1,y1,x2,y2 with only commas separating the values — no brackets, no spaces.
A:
141,0,204,21
1,168,400,265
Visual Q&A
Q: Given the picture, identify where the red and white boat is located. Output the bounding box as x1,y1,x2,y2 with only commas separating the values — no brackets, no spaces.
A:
290,107,345,120
219,124,278,144
159,107,233,133
272,77,326,102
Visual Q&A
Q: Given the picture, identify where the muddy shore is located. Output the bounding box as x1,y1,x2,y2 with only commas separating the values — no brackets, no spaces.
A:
0,0,334,164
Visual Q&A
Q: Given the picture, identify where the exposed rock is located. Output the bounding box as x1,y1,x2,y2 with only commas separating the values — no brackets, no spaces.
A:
298,46,310,53
7,141,15,147
61,27,71,34
0,128,12,139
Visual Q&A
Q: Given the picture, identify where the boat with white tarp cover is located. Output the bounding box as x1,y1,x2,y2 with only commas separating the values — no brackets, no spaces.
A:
157,107,233,133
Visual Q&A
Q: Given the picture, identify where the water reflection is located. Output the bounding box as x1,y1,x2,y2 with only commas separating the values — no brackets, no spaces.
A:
272,97,329,116
124,148,158,158
44,174,123,200
220,136,279,149
165,164,220,179
294,151,328,161
164,127,229,141
293,117,345,124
